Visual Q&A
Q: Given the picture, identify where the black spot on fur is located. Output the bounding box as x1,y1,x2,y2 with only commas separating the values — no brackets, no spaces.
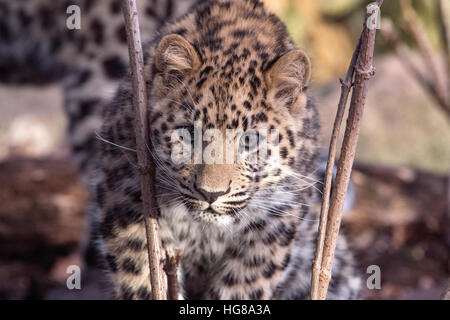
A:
196,78,207,89
110,0,122,14
244,273,259,284
222,271,239,286
106,254,118,272
232,29,249,38
165,0,174,17
102,56,127,79
151,111,163,124
194,110,201,121
90,18,105,45
120,284,135,300
225,247,242,259
262,261,277,278
200,66,213,78
231,293,244,300
137,286,151,300
243,255,266,268
125,238,145,252
249,288,264,299
280,147,288,159
243,220,266,234
121,258,141,275
281,253,291,270
78,98,100,120
262,231,277,245
286,129,295,147
279,225,296,246
116,25,127,43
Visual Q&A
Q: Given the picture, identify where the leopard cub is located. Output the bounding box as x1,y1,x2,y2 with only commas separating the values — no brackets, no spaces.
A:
93,0,361,300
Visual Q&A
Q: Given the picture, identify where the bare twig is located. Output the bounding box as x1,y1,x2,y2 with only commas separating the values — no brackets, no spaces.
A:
399,0,449,116
311,0,383,300
438,0,450,98
381,17,450,118
121,0,167,300
310,35,361,300
380,19,450,117
165,249,182,300
400,0,445,96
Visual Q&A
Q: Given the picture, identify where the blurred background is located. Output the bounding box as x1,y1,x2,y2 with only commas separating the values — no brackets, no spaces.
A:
0,0,448,299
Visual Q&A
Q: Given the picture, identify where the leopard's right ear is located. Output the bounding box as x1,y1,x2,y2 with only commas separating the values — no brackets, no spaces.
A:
155,34,201,77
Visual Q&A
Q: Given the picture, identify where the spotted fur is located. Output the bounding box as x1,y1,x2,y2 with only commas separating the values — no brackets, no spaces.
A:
0,0,201,175
93,0,361,300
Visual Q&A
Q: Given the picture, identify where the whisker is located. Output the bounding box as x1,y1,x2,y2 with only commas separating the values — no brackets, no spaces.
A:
95,132,137,153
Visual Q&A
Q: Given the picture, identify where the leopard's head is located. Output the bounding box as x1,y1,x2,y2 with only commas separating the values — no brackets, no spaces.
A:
148,32,315,227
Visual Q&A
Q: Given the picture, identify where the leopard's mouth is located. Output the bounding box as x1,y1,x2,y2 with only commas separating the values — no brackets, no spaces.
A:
176,190,251,226
186,208,233,226
202,207,221,215
188,202,227,217
179,197,238,226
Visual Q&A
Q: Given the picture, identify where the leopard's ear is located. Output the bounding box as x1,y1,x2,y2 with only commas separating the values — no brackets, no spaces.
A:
155,34,201,76
265,49,311,114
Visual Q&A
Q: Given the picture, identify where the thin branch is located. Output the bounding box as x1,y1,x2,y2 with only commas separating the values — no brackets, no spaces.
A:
438,0,450,98
121,0,167,300
311,0,383,300
165,249,182,300
310,35,361,300
400,0,441,88
400,0,448,110
381,18,450,118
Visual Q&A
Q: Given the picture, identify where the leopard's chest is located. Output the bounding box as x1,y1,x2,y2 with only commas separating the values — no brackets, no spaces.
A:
157,201,230,261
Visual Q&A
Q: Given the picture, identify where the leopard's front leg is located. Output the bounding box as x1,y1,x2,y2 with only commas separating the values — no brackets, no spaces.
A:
100,217,159,300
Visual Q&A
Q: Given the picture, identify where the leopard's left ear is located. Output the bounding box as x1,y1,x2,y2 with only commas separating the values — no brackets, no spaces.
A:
153,34,201,95
155,34,201,75
265,49,311,114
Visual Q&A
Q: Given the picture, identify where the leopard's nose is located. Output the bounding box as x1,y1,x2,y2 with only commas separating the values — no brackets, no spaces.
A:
194,182,231,204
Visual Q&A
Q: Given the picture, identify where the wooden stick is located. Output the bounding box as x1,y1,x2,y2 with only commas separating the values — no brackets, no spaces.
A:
165,249,182,300
310,35,362,300
400,0,449,114
438,0,450,101
400,0,444,95
311,0,383,300
380,18,450,118
121,0,167,300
